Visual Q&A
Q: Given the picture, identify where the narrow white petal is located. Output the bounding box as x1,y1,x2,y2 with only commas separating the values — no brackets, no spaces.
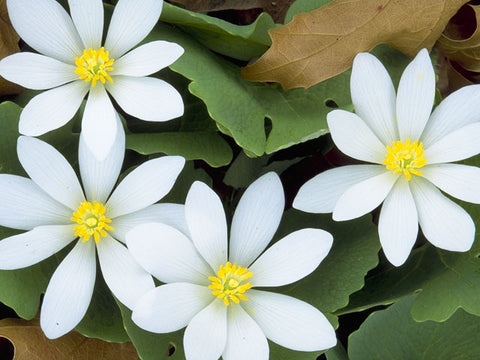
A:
421,85,480,147
0,53,77,90
293,165,386,213
6,0,83,63
249,228,333,287
126,223,212,285
410,177,475,252
230,172,284,267
223,305,268,360
378,177,418,267
79,115,124,204
350,52,398,144
0,225,76,270
104,0,163,58
68,0,103,49
0,175,71,230
40,239,96,339
244,290,337,352
106,156,185,218
106,76,184,121
81,85,118,161
112,41,184,77
17,136,84,210
423,122,480,164
333,171,398,221
184,299,227,360
132,283,213,333
396,49,435,141
327,110,386,162
19,81,89,136
422,164,480,204
97,235,154,309
111,203,188,243
185,182,228,271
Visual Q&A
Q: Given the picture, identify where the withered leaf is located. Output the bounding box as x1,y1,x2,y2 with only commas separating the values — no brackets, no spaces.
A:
242,0,469,90
0,0,22,96
0,318,139,360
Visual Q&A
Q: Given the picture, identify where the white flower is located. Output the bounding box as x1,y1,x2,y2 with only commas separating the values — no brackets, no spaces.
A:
0,122,185,339
294,49,480,266
127,172,337,360
0,0,184,160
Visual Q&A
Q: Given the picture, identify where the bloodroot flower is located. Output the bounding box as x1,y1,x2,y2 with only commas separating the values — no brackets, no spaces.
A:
127,172,337,360
0,0,184,159
294,49,480,266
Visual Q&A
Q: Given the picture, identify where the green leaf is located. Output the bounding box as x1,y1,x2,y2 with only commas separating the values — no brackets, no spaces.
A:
161,2,274,60
284,0,333,24
348,295,480,360
0,101,23,175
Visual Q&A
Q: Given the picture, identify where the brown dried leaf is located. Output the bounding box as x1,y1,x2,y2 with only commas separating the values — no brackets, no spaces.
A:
242,0,469,90
0,318,139,360
0,0,22,96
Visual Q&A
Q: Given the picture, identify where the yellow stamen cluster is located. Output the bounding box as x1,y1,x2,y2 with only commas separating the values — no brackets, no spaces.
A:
75,47,114,87
71,201,114,243
208,262,253,306
383,138,427,181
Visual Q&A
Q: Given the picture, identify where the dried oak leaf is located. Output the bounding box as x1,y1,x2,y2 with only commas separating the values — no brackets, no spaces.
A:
0,0,22,96
242,0,469,90
0,318,139,360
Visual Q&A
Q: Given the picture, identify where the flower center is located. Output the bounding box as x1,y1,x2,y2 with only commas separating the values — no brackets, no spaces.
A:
71,201,114,243
74,47,114,87
208,262,253,306
383,138,427,180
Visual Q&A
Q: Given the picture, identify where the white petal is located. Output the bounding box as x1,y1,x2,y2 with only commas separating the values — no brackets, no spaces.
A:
223,304,268,360
0,53,77,90
350,52,398,144
333,171,398,221
0,225,76,270
244,290,337,352
111,203,188,243
132,283,213,333
396,49,435,141
423,122,480,164
0,175,71,230
422,164,480,204
112,41,184,77
106,156,185,218
410,177,475,252
421,85,480,147
6,0,83,63
97,235,154,309
104,0,163,58
106,76,184,121
229,172,284,267
327,110,386,162
249,228,333,287
185,181,228,271
68,0,103,49
81,85,118,161
17,136,84,210
378,177,418,267
293,165,386,213
184,299,227,360
40,239,96,339
79,114,124,204
126,222,212,285
19,81,89,136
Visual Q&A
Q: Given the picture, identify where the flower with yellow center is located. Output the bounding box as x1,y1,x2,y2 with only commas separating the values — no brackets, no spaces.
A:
127,172,337,360
0,133,185,339
294,48,480,267
0,0,185,160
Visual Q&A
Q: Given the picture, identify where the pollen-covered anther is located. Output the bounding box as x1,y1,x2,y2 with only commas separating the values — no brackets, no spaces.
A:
74,47,114,87
71,200,114,243
383,138,427,181
208,262,253,306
